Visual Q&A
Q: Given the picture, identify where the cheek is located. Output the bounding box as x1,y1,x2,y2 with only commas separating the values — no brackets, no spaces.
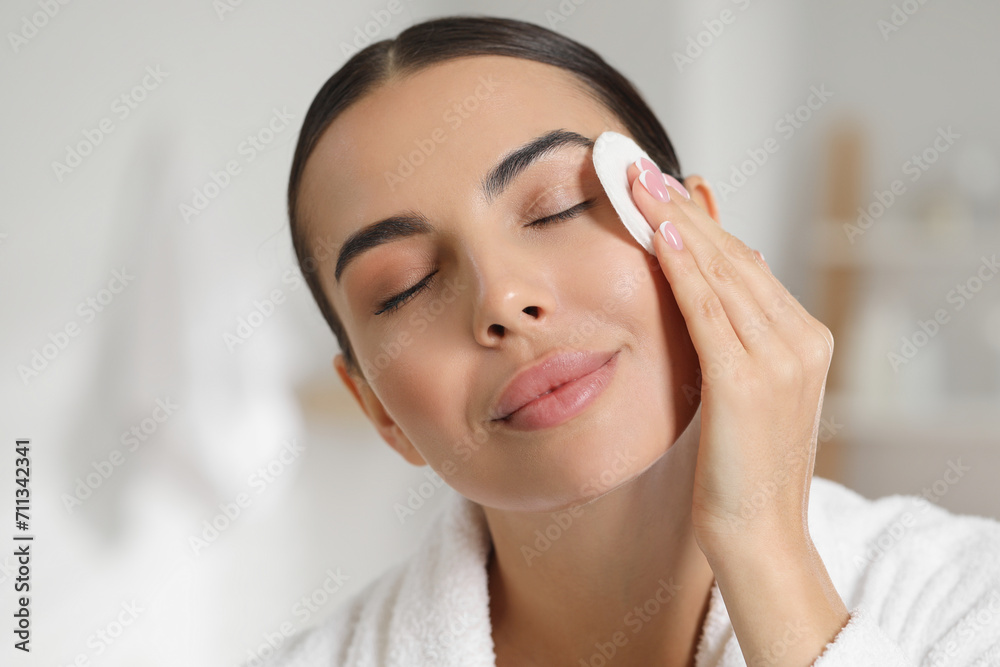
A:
365,331,471,456
589,238,665,331
369,338,452,422
640,263,701,411
596,245,698,407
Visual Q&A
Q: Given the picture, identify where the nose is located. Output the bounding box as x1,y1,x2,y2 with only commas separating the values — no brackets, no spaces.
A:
468,241,557,347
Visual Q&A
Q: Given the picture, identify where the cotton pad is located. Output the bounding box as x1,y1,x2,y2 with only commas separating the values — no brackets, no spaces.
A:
592,130,658,255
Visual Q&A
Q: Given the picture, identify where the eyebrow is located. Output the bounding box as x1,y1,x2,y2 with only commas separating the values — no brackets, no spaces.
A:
333,128,595,284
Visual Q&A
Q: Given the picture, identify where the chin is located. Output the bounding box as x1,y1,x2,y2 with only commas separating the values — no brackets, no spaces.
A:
478,404,679,514
448,366,691,512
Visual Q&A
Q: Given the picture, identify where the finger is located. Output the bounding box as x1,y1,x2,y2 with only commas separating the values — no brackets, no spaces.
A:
753,249,768,273
630,161,829,362
625,171,749,374
656,171,833,356
630,165,782,356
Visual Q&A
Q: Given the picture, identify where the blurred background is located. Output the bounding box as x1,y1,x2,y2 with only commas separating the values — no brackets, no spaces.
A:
1,0,997,664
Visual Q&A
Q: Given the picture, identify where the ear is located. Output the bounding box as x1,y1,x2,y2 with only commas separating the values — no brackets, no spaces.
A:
333,353,428,467
679,175,721,226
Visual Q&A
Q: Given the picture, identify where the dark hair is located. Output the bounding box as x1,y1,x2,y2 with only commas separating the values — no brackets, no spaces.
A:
288,14,682,381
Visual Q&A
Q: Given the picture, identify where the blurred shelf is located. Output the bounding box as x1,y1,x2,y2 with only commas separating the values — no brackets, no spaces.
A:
810,215,1000,270
294,371,371,428
823,389,1000,446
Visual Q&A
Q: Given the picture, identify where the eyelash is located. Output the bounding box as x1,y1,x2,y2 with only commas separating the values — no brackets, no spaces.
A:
373,198,598,316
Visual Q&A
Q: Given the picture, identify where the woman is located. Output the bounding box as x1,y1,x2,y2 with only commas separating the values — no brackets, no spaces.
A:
261,15,1000,667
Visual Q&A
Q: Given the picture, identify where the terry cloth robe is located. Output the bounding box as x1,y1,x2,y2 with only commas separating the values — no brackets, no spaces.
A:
257,474,1000,666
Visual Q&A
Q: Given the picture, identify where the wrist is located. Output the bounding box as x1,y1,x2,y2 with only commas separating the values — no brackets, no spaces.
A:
705,530,850,667
696,513,811,567
706,529,820,587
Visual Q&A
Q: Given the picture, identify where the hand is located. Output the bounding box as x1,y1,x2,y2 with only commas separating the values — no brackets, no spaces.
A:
625,161,835,558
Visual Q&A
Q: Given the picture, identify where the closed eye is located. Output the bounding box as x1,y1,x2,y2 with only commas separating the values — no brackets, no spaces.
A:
374,270,439,316
526,197,598,227
373,198,598,316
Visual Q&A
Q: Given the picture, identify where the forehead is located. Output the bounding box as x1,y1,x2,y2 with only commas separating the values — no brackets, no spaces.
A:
297,54,617,258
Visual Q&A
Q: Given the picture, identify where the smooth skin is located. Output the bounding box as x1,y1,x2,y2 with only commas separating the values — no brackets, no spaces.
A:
308,54,849,666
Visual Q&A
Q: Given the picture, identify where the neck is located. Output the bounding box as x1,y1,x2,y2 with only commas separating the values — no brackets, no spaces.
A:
484,404,716,667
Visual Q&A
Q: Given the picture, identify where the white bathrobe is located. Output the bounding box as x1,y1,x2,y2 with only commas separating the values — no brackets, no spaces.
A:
259,475,1000,666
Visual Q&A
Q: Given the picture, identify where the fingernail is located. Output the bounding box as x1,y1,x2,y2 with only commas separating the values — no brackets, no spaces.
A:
661,173,690,199
634,157,660,175
638,169,671,202
754,249,769,271
658,221,683,250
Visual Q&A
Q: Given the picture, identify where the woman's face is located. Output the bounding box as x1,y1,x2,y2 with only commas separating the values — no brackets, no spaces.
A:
299,55,700,512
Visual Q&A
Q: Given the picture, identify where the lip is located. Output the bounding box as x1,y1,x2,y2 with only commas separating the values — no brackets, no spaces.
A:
490,348,620,430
